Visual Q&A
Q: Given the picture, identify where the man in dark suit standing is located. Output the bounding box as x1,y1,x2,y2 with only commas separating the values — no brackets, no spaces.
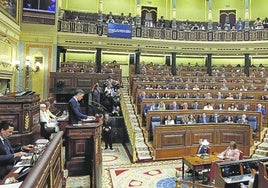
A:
68,89,89,125
102,113,113,150
0,121,29,180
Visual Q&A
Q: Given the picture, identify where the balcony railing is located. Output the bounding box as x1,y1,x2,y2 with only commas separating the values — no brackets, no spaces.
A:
58,20,268,42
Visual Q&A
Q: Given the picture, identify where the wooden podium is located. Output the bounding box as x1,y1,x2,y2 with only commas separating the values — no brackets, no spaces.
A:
0,93,40,145
65,121,102,188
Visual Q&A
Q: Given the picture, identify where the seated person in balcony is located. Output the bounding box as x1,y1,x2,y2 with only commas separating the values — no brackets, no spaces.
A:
204,103,213,110
255,103,266,116
158,101,166,111
235,18,244,30
106,12,113,21
192,92,201,99
158,16,165,28
169,101,180,110
127,13,133,25
216,103,224,110
200,24,205,30
121,17,129,25
191,101,199,110
237,114,248,124
225,116,234,123
188,114,196,124
183,93,190,99
138,91,148,104
240,103,250,111
192,84,200,90
254,17,263,29
182,102,188,110
0,121,32,180
204,92,212,99
228,103,238,111
236,92,243,100
249,84,257,91
220,83,229,91
106,15,115,24
218,141,240,161
68,89,89,125
199,113,209,123
181,115,189,124
226,93,234,99
119,13,125,22
165,115,175,125
191,23,199,30
40,104,59,132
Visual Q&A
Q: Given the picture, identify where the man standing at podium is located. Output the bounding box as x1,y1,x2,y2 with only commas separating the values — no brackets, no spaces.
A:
68,89,89,125
0,121,28,179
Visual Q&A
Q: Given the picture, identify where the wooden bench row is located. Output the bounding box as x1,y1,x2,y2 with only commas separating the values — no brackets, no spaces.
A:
130,74,267,86
139,98,268,122
145,110,262,141
135,89,268,108
152,123,252,160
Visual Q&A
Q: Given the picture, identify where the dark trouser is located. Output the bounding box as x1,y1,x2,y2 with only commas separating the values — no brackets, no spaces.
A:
102,130,113,149
0,164,13,180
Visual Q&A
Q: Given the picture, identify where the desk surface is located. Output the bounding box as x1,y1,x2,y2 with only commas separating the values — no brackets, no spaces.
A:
183,154,219,168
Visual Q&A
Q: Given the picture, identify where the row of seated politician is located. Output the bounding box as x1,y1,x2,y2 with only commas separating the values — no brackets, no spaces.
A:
150,113,258,130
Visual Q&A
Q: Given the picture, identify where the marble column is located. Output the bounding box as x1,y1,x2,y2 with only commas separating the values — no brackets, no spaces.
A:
207,0,213,30
171,0,177,29
244,0,250,30
95,48,102,73
206,54,212,76
171,52,177,75
244,54,250,76
136,0,141,26
135,49,140,74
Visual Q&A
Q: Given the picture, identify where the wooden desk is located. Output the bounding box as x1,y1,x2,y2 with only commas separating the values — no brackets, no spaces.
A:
153,123,252,160
1,131,64,187
182,154,219,183
65,121,102,188
215,157,268,188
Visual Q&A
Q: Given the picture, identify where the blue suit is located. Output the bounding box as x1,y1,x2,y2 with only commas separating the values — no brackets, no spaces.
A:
68,97,88,125
0,138,20,179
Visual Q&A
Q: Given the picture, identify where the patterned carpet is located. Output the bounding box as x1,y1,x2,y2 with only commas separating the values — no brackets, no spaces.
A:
108,160,181,188
66,144,182,188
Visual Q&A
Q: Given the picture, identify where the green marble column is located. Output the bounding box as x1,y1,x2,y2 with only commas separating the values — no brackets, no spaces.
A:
171,0,177,29
207,0,213,30
244,0,250,30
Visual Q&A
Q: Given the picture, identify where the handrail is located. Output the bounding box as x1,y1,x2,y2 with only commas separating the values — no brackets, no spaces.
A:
20,131,64,187
120,90,137,162
58,19,268,42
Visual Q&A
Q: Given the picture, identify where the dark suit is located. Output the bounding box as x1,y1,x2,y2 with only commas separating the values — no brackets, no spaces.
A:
68,97,88,125
102,119,113,149
0,138,18,180
197,144,209,154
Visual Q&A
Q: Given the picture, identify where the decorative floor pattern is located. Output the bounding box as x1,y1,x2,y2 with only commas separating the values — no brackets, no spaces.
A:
66,175,90,188
108,160,182,188
102,143,131,166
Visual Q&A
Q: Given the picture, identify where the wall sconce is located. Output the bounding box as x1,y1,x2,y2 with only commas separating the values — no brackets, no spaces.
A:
14,60,20,71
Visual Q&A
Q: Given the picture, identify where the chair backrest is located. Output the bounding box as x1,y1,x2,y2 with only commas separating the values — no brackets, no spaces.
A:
151,116,161,122
175,116,182,124
247,116,257,131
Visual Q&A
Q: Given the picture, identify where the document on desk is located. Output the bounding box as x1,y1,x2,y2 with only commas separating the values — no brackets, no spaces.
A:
0,182,22,188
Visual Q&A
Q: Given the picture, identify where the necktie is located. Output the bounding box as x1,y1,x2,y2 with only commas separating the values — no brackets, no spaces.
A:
3,139,12,155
